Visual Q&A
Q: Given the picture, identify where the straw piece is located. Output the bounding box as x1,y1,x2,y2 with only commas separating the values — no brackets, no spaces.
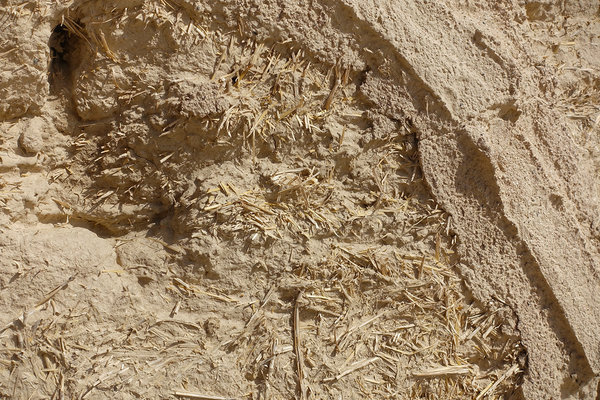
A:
173,391,239,400
323,357,380,382
323,77,340,110
97,30,118,62
337,312,385,345
475,364,520,399
412,365,472,378
294,291,306,400
170,300,182,318
36,275,77,308
153,319,202,330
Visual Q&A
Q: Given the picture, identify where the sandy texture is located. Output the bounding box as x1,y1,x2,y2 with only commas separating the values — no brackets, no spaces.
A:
0,1,599,399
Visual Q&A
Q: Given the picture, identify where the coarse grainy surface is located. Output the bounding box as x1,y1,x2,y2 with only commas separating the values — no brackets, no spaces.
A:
0,1,598,399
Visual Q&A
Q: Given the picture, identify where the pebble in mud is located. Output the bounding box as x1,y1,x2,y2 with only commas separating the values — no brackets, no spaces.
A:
203,318,220,337
17,117,47,155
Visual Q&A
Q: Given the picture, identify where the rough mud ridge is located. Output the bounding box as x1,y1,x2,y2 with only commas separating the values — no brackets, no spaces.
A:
0,1,599,399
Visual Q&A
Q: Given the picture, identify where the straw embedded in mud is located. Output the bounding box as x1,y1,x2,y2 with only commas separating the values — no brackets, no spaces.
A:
11,0,600,399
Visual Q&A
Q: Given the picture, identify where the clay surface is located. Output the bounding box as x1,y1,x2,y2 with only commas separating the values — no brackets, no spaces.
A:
1,1,599,399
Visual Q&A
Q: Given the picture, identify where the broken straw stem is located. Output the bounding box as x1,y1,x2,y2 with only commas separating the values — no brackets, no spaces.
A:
323,357,380,383
294,291,306,399
173,391,239,400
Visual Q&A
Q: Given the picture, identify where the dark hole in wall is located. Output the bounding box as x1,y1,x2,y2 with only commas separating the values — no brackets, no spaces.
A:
48,23,84,95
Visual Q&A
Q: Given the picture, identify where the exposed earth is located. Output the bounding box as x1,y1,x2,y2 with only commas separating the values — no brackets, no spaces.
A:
0,1,599,399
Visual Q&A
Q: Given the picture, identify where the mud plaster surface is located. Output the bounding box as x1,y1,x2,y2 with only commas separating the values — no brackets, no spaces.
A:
0,1,599,399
